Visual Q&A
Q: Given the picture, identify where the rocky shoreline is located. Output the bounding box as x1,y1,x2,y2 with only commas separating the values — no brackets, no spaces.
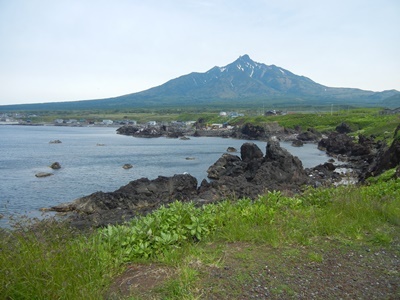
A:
48,123,400,229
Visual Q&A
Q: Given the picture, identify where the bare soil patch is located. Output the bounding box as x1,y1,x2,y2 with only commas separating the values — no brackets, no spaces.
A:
106,264,174,299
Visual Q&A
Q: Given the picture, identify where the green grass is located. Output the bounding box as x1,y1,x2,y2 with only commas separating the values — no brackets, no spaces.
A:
1,175,399,299
229,107,399,140
0,221,119,299
15,107,399,143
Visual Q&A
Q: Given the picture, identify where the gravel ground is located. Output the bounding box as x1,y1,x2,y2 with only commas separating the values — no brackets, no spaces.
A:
107,241,400,299
199,242,400,300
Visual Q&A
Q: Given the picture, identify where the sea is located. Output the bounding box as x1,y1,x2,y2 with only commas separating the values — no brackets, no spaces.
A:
0,125,329,227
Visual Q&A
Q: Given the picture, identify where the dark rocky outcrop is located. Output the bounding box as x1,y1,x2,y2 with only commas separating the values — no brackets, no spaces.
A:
335,122,353,134
53,174,198,213
305,162,342,187
318,132,359,156
51,174,199,227
116,122,287,141
297,128,322,142
117,126,164,138
318,130,394,181
362,124,400,179
234,123,267,140
50,141,318,228
117,124,195,139
203,141,309,200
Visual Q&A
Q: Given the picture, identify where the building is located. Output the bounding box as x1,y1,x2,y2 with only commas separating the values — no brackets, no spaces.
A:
102,120,114,125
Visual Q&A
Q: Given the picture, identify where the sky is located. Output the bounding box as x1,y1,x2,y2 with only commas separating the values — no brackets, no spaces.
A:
0,0,399,105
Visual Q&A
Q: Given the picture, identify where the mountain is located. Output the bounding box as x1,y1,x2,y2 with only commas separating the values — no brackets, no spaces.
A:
1,55,399,111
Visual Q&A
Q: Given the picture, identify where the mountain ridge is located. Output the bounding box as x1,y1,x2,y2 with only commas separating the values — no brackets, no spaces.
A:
1,54,399,110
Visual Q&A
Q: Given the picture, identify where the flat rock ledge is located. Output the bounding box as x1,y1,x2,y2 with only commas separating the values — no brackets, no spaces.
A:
35,172,53,178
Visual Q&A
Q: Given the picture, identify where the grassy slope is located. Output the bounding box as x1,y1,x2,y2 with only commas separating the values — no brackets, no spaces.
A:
1,173,399,299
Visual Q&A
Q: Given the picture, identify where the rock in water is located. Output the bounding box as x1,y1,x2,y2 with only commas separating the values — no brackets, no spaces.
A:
35,172,53,178
292,140,304,147
50,162,61,169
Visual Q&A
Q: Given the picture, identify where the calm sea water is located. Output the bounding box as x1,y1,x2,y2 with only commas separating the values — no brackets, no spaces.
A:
0,125,329,227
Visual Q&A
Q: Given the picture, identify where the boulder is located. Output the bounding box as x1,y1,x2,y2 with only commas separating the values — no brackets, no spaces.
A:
207,153,246,179
291,140,304,147
297,128,322,142
50,162,61,169
240,142,264,162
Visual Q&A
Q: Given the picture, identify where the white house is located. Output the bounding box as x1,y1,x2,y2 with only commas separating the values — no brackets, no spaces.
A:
102,120,114,125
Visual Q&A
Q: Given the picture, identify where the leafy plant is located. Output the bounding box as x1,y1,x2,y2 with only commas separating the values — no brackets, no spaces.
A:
96,201,218,262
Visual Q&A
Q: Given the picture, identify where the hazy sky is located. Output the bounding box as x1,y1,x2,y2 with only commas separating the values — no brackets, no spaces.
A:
0,0,399,105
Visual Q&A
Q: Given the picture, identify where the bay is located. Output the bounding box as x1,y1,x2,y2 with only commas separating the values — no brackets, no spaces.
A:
0,125,329,227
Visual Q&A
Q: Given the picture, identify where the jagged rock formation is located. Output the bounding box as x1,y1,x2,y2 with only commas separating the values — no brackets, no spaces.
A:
363,124,400,179
50,138,377,229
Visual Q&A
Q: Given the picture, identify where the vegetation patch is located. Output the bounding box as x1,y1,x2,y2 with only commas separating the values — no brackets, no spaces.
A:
1,174,399,299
